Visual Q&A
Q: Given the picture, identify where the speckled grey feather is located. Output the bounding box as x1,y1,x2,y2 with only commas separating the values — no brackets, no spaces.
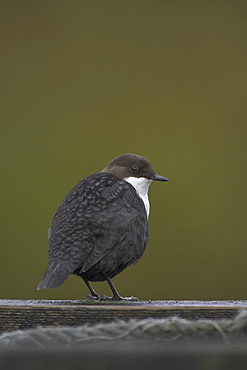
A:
37,153,168,299
38,173,148,289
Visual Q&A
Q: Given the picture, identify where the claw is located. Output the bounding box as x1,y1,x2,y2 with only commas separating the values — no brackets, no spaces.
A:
86,294,139,302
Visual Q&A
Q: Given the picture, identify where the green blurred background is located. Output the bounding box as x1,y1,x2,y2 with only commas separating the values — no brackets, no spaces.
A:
1,0,247,301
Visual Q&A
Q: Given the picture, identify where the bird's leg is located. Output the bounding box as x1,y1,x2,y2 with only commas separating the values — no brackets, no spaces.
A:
83,276,118,301
103,273,139,301
103,273,123,300
83,275,139,302
83,279,100,298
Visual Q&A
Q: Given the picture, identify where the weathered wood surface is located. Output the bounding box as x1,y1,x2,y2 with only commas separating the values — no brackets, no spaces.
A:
0,299,247,334
1,300,247,370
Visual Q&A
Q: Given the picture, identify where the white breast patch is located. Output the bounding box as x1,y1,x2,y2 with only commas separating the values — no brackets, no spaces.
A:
124,176,152,217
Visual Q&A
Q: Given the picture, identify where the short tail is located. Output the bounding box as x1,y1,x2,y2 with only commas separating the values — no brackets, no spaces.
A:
37,263,70,290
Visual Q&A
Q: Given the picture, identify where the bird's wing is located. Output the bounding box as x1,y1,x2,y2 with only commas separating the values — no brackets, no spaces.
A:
80,178,144,272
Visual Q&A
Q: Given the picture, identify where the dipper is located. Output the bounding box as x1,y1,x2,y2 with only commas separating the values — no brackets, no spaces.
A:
37,153,168,300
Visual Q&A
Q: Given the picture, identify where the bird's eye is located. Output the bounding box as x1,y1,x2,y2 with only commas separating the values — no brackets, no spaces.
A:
130,165,139,173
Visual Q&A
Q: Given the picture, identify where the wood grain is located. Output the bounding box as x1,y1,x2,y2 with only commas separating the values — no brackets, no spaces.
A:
1,299,247,334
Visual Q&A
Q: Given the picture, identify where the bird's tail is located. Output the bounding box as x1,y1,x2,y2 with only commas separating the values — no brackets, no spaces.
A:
37,263,70,290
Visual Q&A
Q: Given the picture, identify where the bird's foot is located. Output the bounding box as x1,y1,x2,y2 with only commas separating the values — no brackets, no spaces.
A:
112,295,139,302
86,294,139,302
86,294,112,301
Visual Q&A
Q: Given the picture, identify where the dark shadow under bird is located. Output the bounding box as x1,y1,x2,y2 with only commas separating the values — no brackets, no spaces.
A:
37,153,168,300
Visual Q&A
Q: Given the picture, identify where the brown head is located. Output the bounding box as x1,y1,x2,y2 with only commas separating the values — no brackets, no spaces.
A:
102,153,168,182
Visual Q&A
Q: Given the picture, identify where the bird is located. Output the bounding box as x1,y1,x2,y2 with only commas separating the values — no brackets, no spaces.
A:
37,153,169,301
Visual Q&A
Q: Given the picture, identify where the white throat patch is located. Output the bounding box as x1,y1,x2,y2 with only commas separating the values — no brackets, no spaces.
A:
124,176,152,217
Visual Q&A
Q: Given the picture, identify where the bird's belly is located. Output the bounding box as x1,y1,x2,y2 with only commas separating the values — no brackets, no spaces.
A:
76,229,148,282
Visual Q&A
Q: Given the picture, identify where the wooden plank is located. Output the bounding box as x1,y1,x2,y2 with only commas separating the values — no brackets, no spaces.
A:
1,300,247,370
0,299,247,334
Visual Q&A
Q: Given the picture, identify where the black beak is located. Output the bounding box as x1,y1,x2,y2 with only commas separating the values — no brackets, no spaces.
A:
150,173,169,182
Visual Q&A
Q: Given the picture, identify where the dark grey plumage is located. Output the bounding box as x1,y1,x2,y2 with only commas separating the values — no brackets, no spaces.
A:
37,153,168,300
